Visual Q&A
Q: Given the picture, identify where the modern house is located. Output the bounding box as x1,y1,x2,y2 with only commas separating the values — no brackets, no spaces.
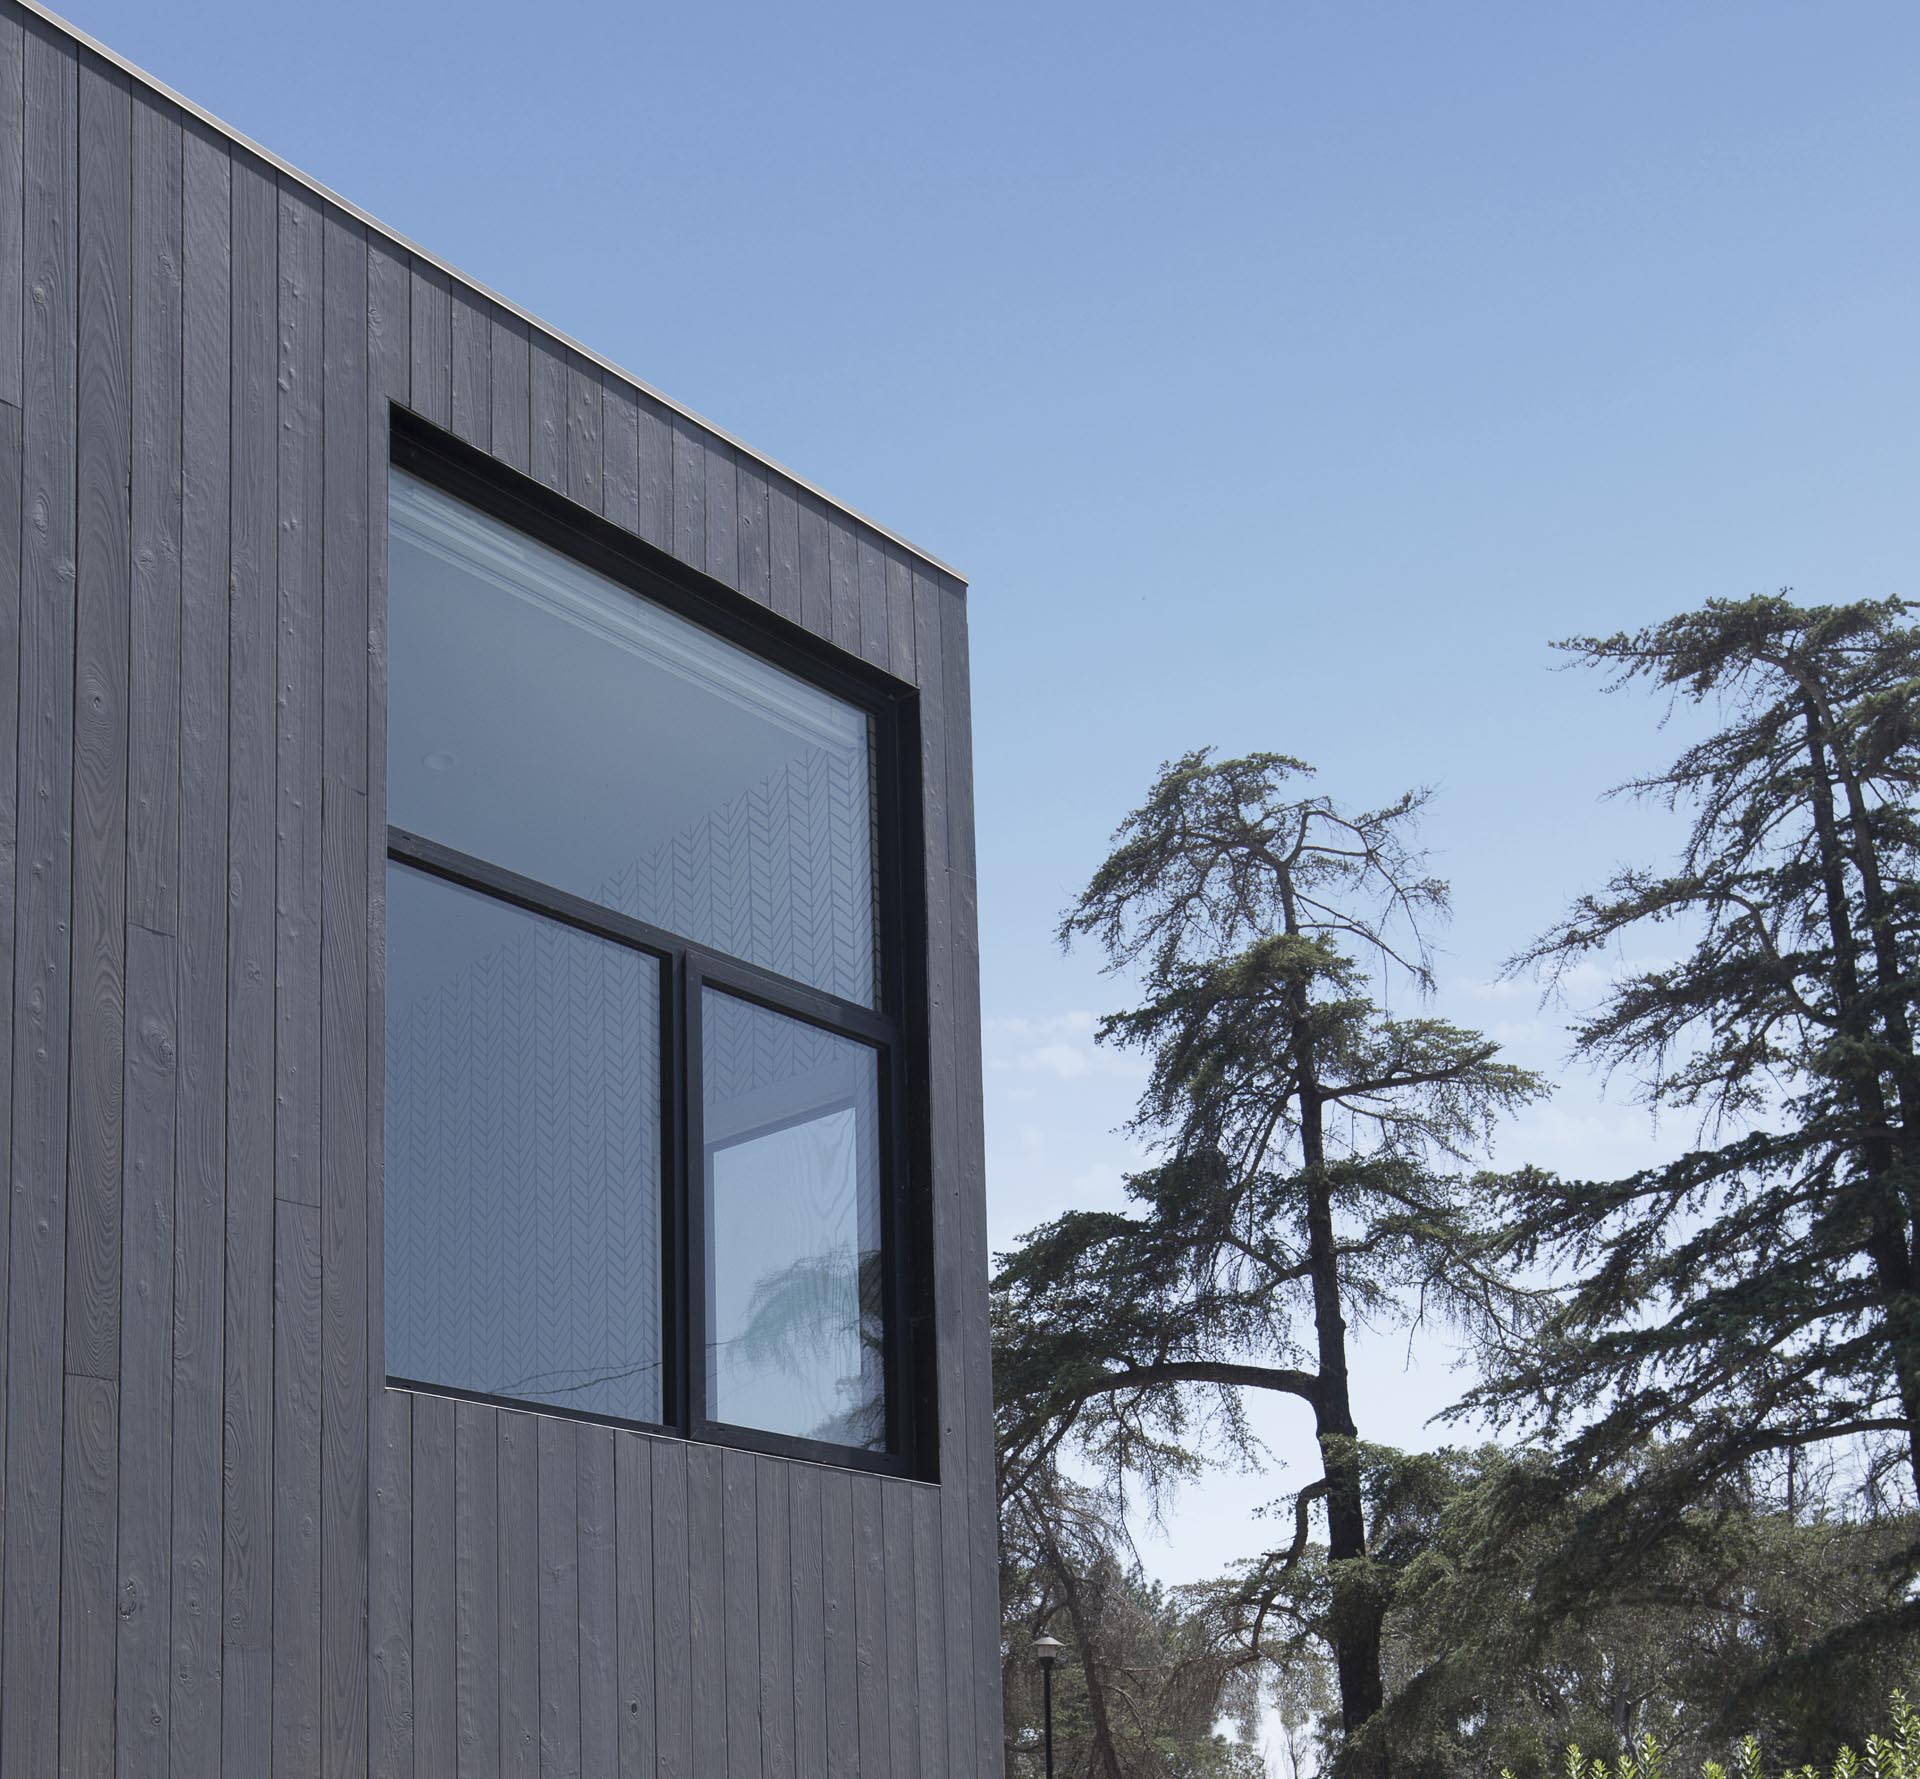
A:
0,4,1001,1773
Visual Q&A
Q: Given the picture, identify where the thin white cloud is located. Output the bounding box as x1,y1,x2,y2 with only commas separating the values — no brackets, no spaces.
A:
985,1010,1143,1083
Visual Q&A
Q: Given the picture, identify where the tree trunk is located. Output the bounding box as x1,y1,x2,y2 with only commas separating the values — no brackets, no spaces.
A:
1305,1131,1387,1771
1048,1544,1128,1779
1801,699,1920,1499
1284,877,1390,1775
1804,676,1920,1137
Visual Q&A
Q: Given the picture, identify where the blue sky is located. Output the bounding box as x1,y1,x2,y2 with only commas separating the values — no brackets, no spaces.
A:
61,0,1920,1588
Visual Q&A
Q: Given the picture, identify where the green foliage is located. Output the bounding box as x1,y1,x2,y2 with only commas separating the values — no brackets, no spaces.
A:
996,595,1920,1777
1506,1690,1920,1779
1463,594,1920,1624
996,750,1545,1760
1362,1445,1920,1777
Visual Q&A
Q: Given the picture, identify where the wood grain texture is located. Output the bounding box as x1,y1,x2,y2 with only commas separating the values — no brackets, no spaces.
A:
67,51,131,1387
734,457,771,609
2,28,75,1778
171,111,230,1779
913,560,980,1778
787,1447,826,1779
117,920,178,1773
600,374,639,535
321,778,369,1779
722,1448,759,1779
755,1459,794,1779
797,492,831,638
414,1393,457,1778
650,1440,691,1779
939,574,1002,1774
577,1427,618,1779
537,1415,582,1778
704,439,738,593
227,1648,273,1779
450,285,489,450
633,390,671,552
0,397,19,1779
60,1374,119,1777
565,349,600,512
274,1196,325,1776
114,163,180,1751
671,413,706,572
940,575,980,882
882,1484,919,1779
273,184,328,1779
497,1411,540,1779
455,1402,501,1779
530,334,564,493
688,1442,726,1778
321,209,369,792
225,145,278,1689
910,1486,947,1779
821,1470,856,1779
408,261,449,428
369,1391,414,1779
827,516,860,657
364,236,410,1779
884,546,915,683
0,5,21,405
852,1473,888,1779
126,87,181,937
614,1436,655,1779
489,309,530,476
64,53,129,1769
768,477,801,624
364,236,407,1417
857,533,888,673
275,179,324,1218
321,201,372,1779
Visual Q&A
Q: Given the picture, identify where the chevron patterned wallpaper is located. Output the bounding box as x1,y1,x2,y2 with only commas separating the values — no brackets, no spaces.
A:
599,741,878,1007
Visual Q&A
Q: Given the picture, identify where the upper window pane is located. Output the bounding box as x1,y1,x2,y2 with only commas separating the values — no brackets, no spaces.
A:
388,471,879,1005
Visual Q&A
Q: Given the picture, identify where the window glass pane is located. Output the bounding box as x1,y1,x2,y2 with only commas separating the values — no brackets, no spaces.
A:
385,861,664,1424
702,989,885,1449
389,470,878,1005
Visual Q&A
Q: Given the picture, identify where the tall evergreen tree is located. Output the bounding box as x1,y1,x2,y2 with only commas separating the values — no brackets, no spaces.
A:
1465,595,1920,1605
995,751,1544,1769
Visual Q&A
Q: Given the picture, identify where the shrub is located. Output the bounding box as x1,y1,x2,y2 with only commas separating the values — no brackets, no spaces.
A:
1504,1692,1920,1779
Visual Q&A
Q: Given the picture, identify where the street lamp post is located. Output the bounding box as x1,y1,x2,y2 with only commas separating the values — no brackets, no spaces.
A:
1032,1634,1065,1779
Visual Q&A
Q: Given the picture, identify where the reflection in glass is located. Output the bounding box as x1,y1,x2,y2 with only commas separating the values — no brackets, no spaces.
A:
388,470,879,1005
702,990,885,1449
384,862,664,1424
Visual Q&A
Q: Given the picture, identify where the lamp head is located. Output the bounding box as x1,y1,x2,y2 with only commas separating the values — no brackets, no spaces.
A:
1031,1633,1065,1668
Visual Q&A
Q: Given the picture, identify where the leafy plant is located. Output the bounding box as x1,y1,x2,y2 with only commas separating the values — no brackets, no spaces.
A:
1510,1691,1920,1779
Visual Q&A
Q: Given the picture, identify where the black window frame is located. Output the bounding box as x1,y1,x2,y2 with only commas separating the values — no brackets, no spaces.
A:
382,411,931,1482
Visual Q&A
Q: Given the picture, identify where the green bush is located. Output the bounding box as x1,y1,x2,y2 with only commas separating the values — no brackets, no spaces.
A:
1503,1692,1920,1779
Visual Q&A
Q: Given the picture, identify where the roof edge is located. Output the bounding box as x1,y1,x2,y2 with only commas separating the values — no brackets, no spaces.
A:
12,0,968,584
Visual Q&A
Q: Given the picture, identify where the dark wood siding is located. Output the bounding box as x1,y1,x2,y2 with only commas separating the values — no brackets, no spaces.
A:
0,4,1001,1773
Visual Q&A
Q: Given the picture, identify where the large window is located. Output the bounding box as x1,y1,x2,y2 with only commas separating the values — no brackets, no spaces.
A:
382,436,917,1470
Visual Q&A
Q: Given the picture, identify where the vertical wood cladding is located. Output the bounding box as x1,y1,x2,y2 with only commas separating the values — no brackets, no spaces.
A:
0,5,1001,1772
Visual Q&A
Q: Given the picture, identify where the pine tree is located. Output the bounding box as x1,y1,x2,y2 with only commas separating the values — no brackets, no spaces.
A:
994,751,1544,1769
1465,595,1920,1605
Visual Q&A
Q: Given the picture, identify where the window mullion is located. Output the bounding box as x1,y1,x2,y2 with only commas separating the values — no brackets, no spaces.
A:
677,951,704,1440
